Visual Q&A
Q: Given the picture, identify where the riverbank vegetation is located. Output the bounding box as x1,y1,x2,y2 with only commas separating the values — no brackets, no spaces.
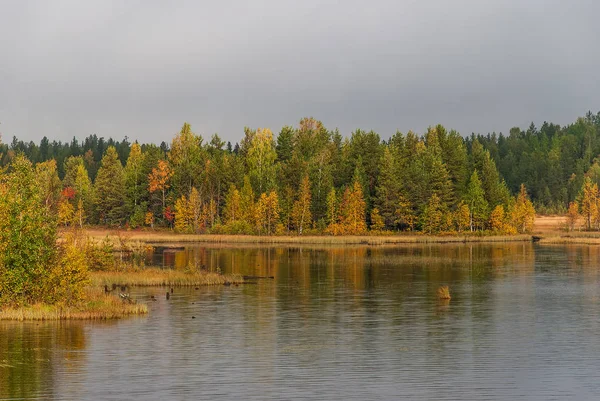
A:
0,156,249,320
2,115,547,236
91,269,244,288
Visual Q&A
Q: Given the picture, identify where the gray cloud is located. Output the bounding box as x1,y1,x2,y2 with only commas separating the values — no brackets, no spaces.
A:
1,0,599,144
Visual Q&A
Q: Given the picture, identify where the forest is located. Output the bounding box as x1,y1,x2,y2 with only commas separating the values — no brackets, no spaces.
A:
15,111,600,236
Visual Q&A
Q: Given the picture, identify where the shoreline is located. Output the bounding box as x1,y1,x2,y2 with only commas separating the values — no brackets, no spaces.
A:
0,270,244,321
79,228,535,245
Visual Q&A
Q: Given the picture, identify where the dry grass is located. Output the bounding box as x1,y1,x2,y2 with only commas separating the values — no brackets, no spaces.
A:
0,289,147,321
79,228,533,245
90,268,244,287
533,215,566,235
437,286,451,300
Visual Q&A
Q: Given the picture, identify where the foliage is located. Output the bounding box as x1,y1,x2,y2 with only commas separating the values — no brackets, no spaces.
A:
0,115,554,238
94,147,126,225
0,156,57,306
509,184,536,234
566,201,580,231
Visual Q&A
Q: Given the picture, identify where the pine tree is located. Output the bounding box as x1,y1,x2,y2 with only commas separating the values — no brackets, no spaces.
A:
421,193,443,234
465,171,488,231
370,208,385,231
395,194,416,231
375,147,400,228
94,147,126,225
124,143,146,215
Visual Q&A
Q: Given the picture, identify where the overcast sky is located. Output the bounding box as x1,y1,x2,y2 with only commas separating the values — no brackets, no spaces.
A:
0,0,599,144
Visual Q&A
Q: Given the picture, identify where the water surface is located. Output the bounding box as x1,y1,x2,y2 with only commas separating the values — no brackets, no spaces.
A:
2,243,600,400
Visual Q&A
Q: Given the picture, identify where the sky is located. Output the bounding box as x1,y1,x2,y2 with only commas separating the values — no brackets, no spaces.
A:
0,0,599,144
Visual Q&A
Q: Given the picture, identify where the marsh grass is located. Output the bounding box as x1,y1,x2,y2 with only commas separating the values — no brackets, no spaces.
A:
0,288,147,321
90,268,244,287
81,229,533,246
437,286,451,300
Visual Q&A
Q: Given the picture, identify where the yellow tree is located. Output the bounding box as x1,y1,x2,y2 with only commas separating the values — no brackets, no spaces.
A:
510,184,536,233
148,160,173,212
566,201,580,232
326,187,337,227
256,191,280,235
489,205,505,232
421,193,443,234
174,195,188,232
395,194,416,231
370,208,385,231
579,177,598,230
223,185,242,224
340,180,367,235
35,160,61,212
455,202,470,232
239,176,255,225
292,175,312,235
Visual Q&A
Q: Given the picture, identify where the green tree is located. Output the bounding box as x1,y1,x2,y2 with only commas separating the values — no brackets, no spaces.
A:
465,171,488,231
94,147,126,225
124,143,146,216
375,146,401,228
247,128,277,194
0,156,57,305
169,122,205,198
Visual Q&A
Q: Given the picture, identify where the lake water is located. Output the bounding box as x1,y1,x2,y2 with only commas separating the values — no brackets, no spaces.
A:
2,243,600,400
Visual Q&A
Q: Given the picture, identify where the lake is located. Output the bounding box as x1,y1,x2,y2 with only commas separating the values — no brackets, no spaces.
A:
2,243,600,400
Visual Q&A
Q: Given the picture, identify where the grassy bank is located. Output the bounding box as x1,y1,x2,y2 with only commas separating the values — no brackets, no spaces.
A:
90,268,245,287
0,289,147,321
80,228,534,245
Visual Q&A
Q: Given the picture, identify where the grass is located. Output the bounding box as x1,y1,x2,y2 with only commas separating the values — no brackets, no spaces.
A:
80,228,534,245
0,288,147,321
90,268,245,287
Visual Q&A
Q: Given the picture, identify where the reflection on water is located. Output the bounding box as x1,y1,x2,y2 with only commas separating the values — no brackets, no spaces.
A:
3,243,600,400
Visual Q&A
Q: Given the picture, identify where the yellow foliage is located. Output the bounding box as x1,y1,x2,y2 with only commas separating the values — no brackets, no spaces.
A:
566,201,580,231
58,200,75,226
509,184,536,234
370,208,385,231
455,202,470,232
489,205,505,232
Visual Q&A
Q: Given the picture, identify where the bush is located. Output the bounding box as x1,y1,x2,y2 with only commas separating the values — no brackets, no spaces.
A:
85,236,115,271
46,230,89,305
0,156,57,306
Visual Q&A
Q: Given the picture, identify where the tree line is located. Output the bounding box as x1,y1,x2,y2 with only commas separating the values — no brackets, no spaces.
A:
2,117,542,235
474,111,600,213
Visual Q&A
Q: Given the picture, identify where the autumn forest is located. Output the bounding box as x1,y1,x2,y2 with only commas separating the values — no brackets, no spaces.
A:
5,113,600,237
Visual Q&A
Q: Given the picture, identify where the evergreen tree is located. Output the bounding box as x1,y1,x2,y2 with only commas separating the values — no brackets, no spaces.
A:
94,147,126,225
465,171,488,231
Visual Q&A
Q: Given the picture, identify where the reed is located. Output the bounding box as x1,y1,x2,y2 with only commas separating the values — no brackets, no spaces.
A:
79,229,533,246
90,268,244,287
437,286,451,300
0,289,147,321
